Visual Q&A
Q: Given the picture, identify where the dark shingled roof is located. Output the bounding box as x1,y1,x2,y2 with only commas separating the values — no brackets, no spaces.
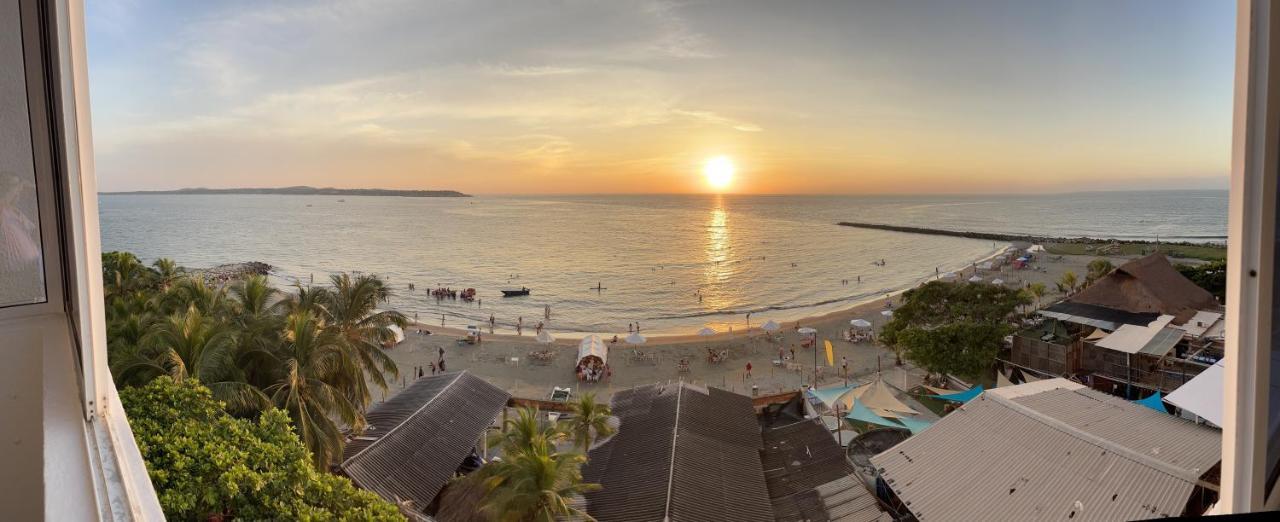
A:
1068,253,1218,324
763,419,887,522
582,382,774,522
1042,301,1160,329
340,371,509,513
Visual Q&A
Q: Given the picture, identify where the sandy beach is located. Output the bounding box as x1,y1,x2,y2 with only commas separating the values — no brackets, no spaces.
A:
377,251,1140,403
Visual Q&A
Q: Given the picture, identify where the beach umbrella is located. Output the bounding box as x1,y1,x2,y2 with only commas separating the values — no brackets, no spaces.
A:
625,332,646,345
881,310,894,317
697,327,717,337
850,319,872,329
761,320,781,332
968,275,983,282
940,272,957,279
536,330,556,344
797,327,818,336
991,278,1005,285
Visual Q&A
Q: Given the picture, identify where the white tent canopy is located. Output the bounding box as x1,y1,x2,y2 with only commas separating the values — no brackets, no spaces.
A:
968,275,983,282
578,335,608,365
1027,244,1046,253
881,310,894,317
1165,359,1224,426
850,319,872,328
797,327,818,335
387,324,405,345
991,278,1005,285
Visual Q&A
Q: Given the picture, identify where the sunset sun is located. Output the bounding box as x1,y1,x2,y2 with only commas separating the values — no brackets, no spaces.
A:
703,156,735,191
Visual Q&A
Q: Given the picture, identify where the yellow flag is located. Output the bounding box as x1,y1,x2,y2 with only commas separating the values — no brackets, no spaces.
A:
824,340,834,367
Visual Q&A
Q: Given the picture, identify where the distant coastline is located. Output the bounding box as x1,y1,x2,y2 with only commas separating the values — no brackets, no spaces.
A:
101,186,471,198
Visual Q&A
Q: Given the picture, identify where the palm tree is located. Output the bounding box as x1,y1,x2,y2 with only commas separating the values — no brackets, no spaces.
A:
1058,271,1079,295
1028,283,1047,310
262,311,361,469
565,393,614,452
480,444,599,522
323,273,408,411
114,304,268,413
152,258,181,291
492,407,567,455
1085,258,1114,286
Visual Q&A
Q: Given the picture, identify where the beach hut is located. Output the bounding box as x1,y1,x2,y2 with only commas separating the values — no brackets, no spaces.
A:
577,335,608,366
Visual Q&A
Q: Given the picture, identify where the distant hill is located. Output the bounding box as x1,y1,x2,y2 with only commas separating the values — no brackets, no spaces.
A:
101,186,471,198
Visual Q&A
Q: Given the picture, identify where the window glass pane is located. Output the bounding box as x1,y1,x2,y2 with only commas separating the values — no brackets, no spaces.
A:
0,2,46,308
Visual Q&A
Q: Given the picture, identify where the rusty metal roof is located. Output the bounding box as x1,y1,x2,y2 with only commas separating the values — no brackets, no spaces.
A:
870,380,1220,521
582,382,774,522
341,371,509,512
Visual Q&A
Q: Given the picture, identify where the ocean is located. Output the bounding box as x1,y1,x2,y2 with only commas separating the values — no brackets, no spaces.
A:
98,190,1227,335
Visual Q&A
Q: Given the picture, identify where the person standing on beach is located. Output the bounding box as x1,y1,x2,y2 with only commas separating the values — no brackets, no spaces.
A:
418,366,424,379
745,362,753,379
536,321,544,334
429,362,436,375
517,316,523,335
636,321,641,332
438,346,445,360
438,359,446,372
841,356,849,378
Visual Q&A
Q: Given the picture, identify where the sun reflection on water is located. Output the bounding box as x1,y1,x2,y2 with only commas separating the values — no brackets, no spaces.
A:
702,196,732,311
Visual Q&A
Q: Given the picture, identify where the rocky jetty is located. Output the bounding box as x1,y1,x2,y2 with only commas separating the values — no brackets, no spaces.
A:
195,261,272,285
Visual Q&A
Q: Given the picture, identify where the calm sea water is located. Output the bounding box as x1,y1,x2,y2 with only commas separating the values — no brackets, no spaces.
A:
98,190,1226,335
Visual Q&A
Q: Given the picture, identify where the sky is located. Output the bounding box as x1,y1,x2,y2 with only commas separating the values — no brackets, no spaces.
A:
85,0,1237,195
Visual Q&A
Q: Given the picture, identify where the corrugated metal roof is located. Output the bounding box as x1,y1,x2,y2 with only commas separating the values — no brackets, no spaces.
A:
582,382,773,522
870,380,1220,521
341,371,510,512
762,419,888,522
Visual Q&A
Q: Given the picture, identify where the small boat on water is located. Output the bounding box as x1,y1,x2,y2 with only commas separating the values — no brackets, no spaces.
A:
502,287,531,297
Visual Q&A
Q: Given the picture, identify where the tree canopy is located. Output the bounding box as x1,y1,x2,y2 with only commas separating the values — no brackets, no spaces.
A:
880,281,1027,379
120,377,404,521
103,251,407,468
1177,260,1227,301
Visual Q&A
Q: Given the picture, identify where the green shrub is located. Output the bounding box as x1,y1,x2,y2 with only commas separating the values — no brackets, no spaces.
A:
120,377,404,521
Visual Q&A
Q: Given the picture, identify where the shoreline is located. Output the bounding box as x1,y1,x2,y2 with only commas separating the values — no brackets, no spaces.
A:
381,249,1133,401
404,243,1015,341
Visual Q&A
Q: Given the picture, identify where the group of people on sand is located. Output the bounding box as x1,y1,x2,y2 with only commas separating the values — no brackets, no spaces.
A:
577,359,609,383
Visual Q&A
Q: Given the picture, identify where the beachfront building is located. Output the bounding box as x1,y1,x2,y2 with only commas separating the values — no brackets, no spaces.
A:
581,381,889,522
339,371,510,518
1007,253,1224,398
870,379,1222,521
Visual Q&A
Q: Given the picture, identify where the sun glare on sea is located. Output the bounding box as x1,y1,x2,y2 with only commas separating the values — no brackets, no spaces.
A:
703,156,734,191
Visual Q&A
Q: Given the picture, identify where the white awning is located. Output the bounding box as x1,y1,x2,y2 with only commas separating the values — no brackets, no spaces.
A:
1165,359,1224,426
578,335,608,365
1094,315,1180,355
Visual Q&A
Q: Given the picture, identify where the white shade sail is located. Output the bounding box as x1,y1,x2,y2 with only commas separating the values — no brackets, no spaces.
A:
578,335,608,365
536,330,556,344
697,327,717,336
850,319,872,328
760,320,781,332
625,332,646,345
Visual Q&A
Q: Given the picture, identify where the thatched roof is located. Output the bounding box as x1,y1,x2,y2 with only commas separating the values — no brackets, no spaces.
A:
1068,254,1218,324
